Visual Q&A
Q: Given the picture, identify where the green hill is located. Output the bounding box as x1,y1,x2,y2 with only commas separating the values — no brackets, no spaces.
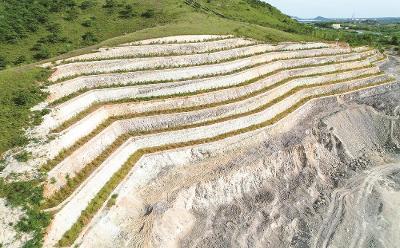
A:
0,0,312,67
0,0,316,157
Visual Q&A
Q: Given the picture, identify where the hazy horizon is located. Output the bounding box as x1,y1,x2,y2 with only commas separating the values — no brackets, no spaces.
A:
263,0,400,19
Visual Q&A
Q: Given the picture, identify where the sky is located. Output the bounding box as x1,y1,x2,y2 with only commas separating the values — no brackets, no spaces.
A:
262,0,400,18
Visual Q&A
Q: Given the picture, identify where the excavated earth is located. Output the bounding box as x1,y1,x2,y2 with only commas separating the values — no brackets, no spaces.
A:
79,84,400,248
1,35,400,248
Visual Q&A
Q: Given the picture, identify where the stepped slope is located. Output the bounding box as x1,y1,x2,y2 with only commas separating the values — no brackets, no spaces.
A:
14,35,397,247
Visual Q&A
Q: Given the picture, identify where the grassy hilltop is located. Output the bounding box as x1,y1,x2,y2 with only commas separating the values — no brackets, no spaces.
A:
0,0,314,157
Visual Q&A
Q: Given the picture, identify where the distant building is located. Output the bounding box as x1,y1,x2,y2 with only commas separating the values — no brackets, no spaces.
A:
332,24,341,29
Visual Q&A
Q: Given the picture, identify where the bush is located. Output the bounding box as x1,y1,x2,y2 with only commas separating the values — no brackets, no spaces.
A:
0,56,6,70
64,8,79,21
80,0,96,10
12,93,29,107
103,0,116,8
141,9,155,18
390,36,399,46
119,4,134,18
81,19,93,27
33,47,50,60
14,55,26,65
82,32,98,44
15,151,31,162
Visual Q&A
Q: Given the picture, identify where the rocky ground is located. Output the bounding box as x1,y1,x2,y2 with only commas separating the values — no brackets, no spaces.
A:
78,56,400,247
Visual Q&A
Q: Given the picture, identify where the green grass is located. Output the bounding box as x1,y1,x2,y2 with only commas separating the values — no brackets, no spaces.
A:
0,66,50,156
0,0,313,67
0,179,51,248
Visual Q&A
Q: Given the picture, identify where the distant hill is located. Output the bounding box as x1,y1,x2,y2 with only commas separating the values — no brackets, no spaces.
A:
296,15,400,24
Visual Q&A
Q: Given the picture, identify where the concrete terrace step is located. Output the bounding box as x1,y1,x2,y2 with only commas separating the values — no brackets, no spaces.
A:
47,45,341,100
46,48,367,126
35,36,390,247
38,59,378,162
119,35,234,46
60,38,256,63
49,42,330,82
44,67,380,196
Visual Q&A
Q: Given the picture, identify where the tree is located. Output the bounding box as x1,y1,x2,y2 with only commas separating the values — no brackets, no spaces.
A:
0,56,6,70
119,5,134,18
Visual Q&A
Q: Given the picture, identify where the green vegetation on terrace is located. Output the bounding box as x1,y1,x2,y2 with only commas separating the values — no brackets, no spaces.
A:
43,64,379,210
0,179,51,248
51,50,374,132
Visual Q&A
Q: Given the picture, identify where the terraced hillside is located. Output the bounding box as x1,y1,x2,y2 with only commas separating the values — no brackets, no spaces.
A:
3,35,399,247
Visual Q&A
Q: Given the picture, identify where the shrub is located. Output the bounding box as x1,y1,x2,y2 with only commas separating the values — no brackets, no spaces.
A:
33,47,50,60
0,56,6,70
141,9,155,18
80,0,96,10
15,151,31,162
81,32,98,44
14,55,26,65
12,92,30,106
81,19,93,27
64,8,79,21
119,4,134,19
390,36,399,46
103,0,116,8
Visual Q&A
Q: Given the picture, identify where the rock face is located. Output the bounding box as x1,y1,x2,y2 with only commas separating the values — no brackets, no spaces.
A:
79,84,400,248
